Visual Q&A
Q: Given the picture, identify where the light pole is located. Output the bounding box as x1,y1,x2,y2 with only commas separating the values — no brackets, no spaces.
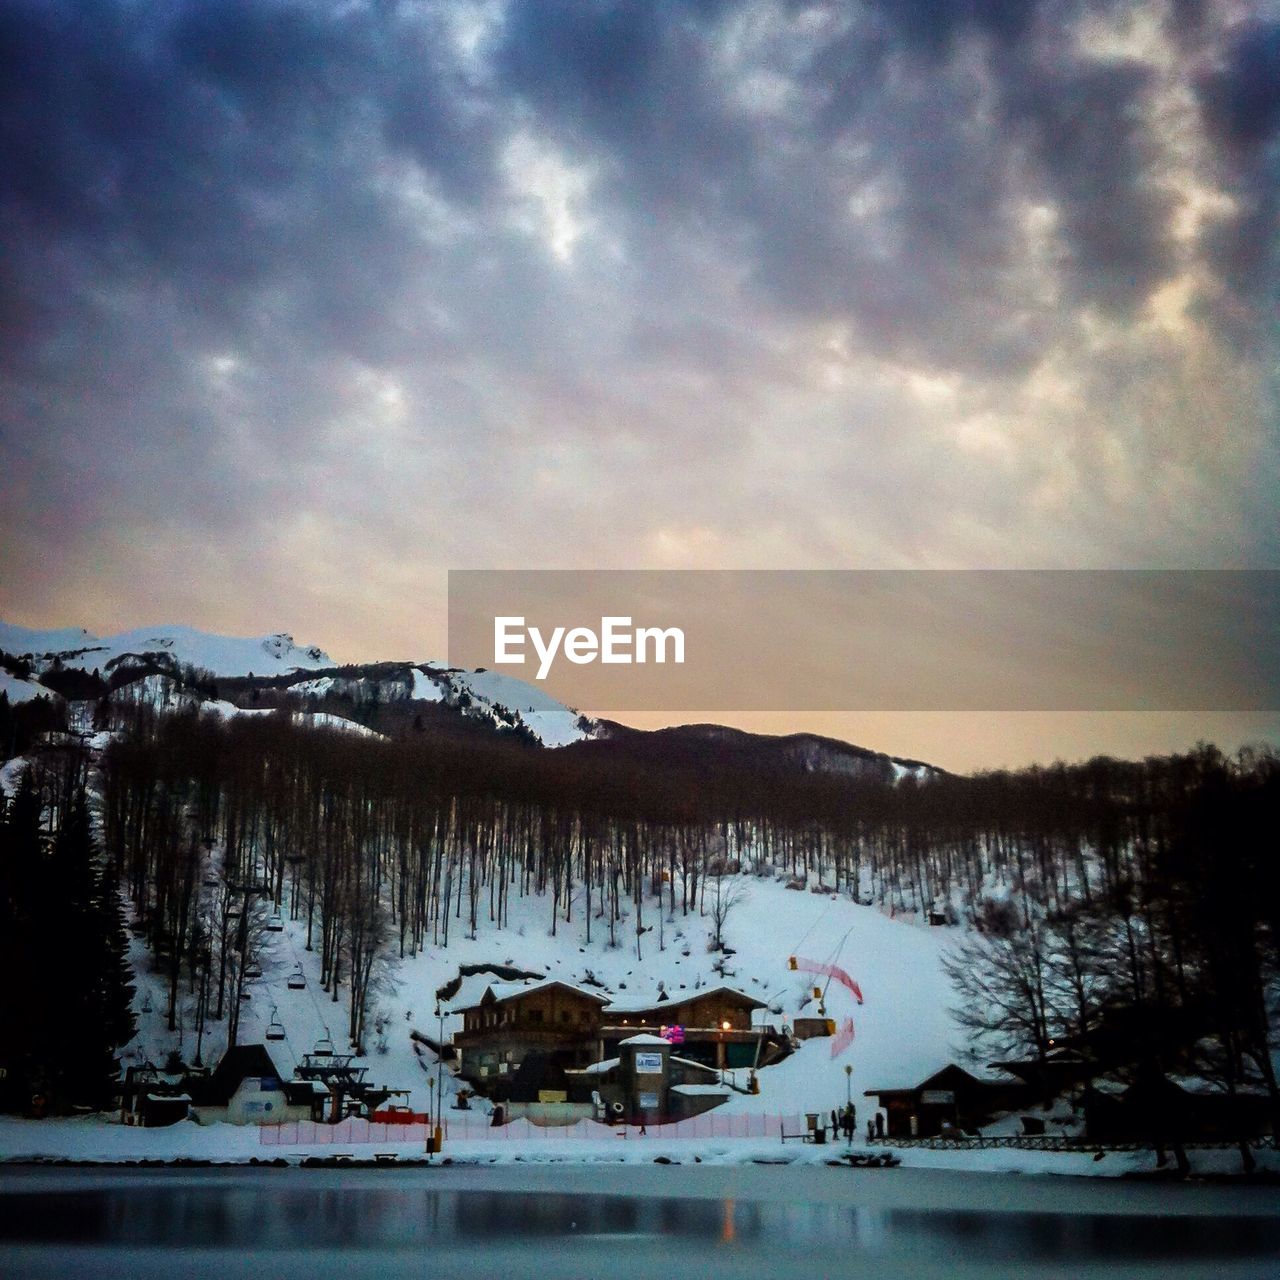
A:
433,1005,445,1155
427,1079,435,1161
844,1064,853,1146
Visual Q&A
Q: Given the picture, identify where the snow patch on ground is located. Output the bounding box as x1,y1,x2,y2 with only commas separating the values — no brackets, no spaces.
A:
0,671,52,704
443,669,591,746
410,668,446,702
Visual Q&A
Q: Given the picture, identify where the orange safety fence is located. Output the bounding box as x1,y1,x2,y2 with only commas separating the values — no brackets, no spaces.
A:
259,1113,814,1145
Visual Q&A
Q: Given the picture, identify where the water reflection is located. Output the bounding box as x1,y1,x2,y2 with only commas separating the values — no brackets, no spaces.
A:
0,1183,1277,1265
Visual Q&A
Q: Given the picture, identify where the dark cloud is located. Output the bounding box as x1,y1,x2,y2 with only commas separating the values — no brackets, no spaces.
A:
1000,55,1172,311
0,0,1276,646
1197,19,1280,149
0,0,499,373
868,0,1043,59
1193,21,1279,341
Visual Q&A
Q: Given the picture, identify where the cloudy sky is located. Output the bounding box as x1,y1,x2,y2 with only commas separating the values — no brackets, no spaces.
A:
1,0,1276,767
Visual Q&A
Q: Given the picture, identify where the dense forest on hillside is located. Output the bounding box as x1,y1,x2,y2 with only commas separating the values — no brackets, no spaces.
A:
1,686,1277,1133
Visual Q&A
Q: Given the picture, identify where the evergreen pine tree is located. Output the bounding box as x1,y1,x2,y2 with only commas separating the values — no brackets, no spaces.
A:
0,773,43,1112
0,778,137,1113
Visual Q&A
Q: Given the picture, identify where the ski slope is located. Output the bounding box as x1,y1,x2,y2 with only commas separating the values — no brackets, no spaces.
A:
121,868,970,1123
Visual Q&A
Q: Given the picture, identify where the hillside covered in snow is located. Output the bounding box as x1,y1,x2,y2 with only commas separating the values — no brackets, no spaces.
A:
0,619,594,749
2,617,1276,1174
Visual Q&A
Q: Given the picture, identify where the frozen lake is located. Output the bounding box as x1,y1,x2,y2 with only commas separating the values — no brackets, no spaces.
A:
2,1164,1278,1279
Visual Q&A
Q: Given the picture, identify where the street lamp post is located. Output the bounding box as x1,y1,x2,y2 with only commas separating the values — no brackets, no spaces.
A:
427,1079,435,1161
844,1064,853,1146
433,1006,446,1154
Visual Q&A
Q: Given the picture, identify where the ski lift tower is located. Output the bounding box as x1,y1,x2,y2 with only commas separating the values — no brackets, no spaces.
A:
294,1032,372,1123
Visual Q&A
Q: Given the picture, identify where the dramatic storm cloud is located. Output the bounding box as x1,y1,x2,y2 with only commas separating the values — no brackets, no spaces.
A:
0,0,1276,761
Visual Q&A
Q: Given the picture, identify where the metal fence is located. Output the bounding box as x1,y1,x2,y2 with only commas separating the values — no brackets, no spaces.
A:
260,1113,809,1146
869,1135,1278,1152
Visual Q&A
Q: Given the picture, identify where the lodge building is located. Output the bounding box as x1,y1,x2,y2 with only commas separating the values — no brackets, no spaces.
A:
454,979,786,1101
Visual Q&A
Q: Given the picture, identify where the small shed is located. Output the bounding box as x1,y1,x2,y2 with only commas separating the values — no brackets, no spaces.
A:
121,1064,190,1127
864,1063,1029,1138
187,1044,317,1126
619,1033,670,1123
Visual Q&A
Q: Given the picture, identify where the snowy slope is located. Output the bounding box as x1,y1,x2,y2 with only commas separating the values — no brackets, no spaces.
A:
0,621,333,677
0,671,53,704
0,623,97,654
121,870,967,1123
443,668,590,746
110,675,381,739
1,618,591,747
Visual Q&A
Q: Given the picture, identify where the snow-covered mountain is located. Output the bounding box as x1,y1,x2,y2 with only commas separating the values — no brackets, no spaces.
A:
0,618,941,770
0,620,594,748
0,621,333,678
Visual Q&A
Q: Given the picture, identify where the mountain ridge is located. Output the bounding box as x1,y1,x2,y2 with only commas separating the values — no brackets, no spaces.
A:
0,618,938,777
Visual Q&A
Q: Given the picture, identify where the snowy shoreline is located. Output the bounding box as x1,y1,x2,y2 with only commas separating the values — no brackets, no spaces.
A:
3,1117,1279,1185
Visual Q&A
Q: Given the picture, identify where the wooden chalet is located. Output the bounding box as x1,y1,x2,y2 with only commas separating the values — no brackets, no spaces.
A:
864,1063,1029,1138
454,980,611,1096
600,986,779,1070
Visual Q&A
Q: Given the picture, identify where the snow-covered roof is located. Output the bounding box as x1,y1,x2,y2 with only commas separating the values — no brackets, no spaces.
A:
457,978,610,1012
603,984,766,1015
571,1058,620,1076
1168,1074,1269,1098
1090,1077,1127,1098
669,1056,722,1076
619,1033,670,1047
288,1079,331,1095
864,1061,1020,1095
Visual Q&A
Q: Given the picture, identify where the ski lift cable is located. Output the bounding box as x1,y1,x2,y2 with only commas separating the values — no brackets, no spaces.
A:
280,916,331,1050
817,925,856,1006
760,894,840,1007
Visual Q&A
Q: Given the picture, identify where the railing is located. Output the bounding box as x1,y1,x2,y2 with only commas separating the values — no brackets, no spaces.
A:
867,1135,1277,1152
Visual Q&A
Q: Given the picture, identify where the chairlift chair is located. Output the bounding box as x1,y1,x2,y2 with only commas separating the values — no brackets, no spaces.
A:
243,965,263,980
313,1029,335,1056
266,1007,286,1042
287,965,307,990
